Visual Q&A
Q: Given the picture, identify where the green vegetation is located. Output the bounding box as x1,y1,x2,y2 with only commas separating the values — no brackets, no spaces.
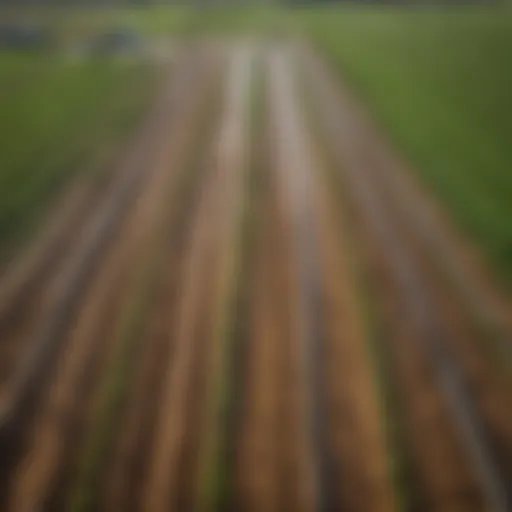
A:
297,8,512,281
0,52,42,85
0,52,153,259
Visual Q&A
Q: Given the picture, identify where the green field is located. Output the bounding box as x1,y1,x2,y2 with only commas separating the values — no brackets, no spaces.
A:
0,51,153,260
296,8,512,281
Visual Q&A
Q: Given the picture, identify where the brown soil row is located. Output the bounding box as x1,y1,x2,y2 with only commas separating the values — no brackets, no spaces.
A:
235,169,280,511
238,164,314,512
193,44,253,512
142,45,252,512
233,59,278,512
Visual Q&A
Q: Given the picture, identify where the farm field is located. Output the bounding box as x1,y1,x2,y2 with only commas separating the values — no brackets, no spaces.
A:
298,8,512,282
0,7,511,512
0,50,154,261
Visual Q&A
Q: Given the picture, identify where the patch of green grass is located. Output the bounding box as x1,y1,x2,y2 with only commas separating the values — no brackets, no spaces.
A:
0,52,42,85
297,7,512,282
0,53,153,259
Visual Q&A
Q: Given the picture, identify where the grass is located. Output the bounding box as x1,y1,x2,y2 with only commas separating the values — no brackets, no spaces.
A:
0,52,43,86
296,7,512,282
0,52,153,260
